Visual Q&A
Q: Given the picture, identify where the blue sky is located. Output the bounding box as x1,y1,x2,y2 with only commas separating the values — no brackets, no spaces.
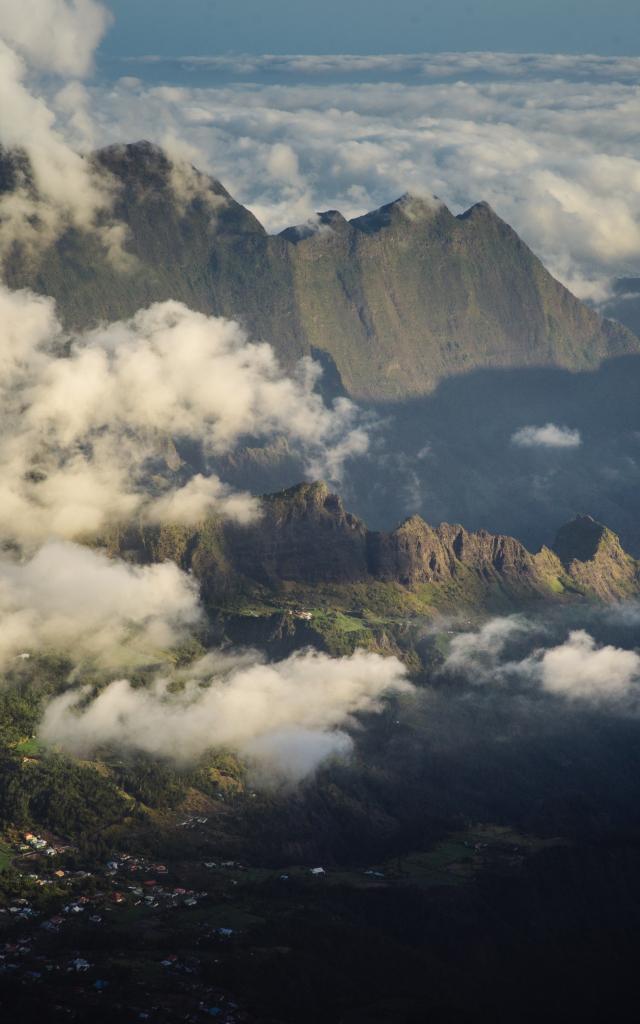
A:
101,0,638,58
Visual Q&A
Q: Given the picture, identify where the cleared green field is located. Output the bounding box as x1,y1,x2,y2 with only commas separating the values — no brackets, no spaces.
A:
14,737,42,756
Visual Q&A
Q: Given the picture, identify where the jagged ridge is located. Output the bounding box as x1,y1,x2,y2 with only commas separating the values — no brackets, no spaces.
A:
98,481,640,609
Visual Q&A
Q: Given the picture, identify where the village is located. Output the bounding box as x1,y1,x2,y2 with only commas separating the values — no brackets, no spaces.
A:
0,817,557,1022
0,816,360,1023
0,827,266,1022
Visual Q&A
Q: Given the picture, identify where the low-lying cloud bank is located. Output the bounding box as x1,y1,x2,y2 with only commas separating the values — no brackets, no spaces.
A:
443,614,640,704
0,284,367,544
39,649,412,783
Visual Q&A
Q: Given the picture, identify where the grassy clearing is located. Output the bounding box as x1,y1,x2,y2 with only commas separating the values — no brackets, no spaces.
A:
14,737,42,756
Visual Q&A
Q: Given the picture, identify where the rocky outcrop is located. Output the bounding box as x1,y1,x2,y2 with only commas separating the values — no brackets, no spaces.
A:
369,516,548,593
220,486,640,604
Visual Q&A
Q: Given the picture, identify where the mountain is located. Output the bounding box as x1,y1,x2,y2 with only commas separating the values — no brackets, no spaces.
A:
2,141,637,400
97,483,640,646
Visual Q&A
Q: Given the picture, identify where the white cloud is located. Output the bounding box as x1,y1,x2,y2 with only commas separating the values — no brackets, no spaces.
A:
0,285,367,544
146,474,258,527
444,617,640,705
39,648,412,783
0,0,110,77
511,424,582,449
266,142,302,185
534,629,640,702
0,0,116,256
0,540,201,670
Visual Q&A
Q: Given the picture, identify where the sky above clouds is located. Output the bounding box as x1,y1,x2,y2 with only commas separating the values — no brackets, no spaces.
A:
101,0,638,58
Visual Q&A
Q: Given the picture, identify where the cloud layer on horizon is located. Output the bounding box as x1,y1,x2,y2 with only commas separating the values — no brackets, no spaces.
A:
83,51,640,300
121,52,640,83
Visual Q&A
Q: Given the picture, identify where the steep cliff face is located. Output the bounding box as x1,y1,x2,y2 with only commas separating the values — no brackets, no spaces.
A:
2,142,636,400
281,194,635,399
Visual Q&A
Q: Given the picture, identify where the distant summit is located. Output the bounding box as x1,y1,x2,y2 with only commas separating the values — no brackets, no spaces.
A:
349,191,444,234
279,210,349,243
2,140,637,400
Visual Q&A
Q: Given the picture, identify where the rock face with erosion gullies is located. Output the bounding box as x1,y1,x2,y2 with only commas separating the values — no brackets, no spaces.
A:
369,516,546,591
2,141,637,400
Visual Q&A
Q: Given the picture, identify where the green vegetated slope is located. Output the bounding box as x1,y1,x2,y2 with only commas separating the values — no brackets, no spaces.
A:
94,481,640,660
2,141,636,399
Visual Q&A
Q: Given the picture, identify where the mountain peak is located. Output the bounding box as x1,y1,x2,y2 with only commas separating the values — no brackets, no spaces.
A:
457,199,497,220
350,191,448,234
91,141,265,238
263,480,349,520
552,515,638,599
94,140,176,186
553,514,613,566
279,210,349,243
